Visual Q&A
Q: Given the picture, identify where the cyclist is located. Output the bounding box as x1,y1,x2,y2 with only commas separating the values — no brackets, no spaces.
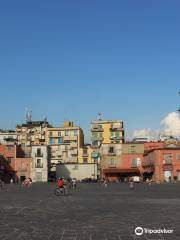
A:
57,177,64,189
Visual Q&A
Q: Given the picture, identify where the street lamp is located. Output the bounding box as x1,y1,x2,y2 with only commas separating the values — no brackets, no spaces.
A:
91,151,98,180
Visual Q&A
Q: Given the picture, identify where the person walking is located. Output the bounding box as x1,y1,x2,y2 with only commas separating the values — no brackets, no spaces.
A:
129,177,134,189
104,178,107,188
72,178,77,189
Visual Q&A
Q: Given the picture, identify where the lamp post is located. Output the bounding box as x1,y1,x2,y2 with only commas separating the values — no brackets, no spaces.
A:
91,151,98,180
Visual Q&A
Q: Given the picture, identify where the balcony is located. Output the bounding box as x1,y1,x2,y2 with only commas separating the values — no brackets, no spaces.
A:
110,124,123,131
91,126,104,132
70,142,78,148
163,159,172,165
91,136,104,141
63,136,78,141
110,136,123,140
35,153,43,157
83,152,88,157
70,156,78,162
35,163,43,168
56,150,62,156
70,136,78,141
71,149,78,155
108,152,116,156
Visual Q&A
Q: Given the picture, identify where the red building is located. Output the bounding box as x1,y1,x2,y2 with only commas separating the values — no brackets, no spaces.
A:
101,143,144,182
143,143,180,182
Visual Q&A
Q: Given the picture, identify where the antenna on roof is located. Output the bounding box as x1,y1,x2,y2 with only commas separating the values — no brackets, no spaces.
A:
25,108,32,123
98,112,102,121
44,117,47,126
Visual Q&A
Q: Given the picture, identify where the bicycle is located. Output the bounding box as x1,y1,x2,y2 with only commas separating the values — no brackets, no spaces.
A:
54,187,66,196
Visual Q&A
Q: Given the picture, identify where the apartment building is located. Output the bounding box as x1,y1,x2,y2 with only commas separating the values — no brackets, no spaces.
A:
90,119,125,179
46,121,84,173
0,130,17,144
16,120,50,147
0,144,31,183
100,143,122,181
31,146,50,182
143,143,180,182
78,144,93,164
91,120,125,148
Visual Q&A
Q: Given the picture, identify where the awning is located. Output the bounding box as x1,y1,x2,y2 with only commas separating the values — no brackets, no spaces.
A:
103,168,140,174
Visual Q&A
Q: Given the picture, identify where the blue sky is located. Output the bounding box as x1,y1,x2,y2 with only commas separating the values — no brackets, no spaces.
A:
0,0,180,141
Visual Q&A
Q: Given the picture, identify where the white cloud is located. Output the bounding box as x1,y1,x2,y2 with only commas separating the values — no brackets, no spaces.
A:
161,112,180,136
132,112,180,139
132,129,160,139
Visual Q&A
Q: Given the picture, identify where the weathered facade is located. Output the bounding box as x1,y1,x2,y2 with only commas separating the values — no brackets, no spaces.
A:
16,120,50,147
31,145,50,182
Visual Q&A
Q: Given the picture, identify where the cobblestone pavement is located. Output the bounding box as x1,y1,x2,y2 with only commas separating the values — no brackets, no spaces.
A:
0,182,180,240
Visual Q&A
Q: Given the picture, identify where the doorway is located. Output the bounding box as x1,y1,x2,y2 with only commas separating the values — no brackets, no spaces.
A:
164,171,172,182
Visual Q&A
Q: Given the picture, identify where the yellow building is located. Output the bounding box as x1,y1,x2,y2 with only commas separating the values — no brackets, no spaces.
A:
78,144,93,164
46,121,85,172
91,120,125,148
90,119,125,179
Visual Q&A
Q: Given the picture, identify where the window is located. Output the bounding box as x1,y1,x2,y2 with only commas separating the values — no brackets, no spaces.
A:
37,159,41,165
98,125,102,130
49,132,53,137
83,148,88,154
37,148,41,156
130,145,135,153
74,130,78,136
131,158,138,168
7,157,11,164
65,131,68,136
92,141,98,147
109,147,114,153
109,159,116,167
164,154,172,164
49,137,54,145
36,159,42,168
83,158,88,163
7,146,12,151
116,131,120,137
58,131,61,136
92,132,98,138
58,137,62,144
176,154,180,160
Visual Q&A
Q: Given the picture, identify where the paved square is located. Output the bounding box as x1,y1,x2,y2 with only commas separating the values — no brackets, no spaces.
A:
0,182,180,240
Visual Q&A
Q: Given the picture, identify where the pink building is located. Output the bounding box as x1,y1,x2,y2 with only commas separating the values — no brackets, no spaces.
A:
15,158,31,182
0,144,31,182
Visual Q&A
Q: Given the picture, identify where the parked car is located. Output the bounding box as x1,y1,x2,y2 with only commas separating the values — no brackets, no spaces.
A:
132,176,141,183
